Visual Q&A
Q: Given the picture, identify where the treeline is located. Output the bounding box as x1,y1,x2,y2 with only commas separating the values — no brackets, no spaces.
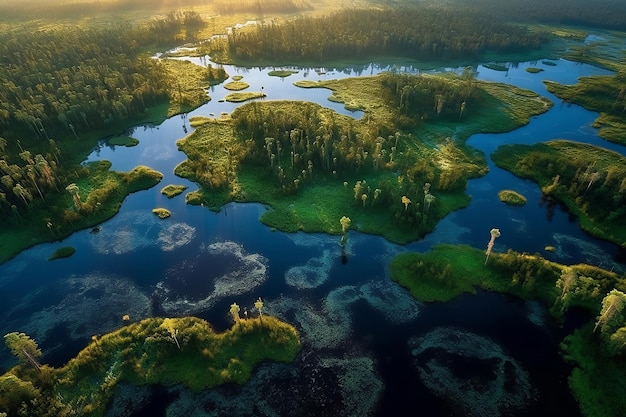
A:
0,0,207,21
213,0,310,14
456,0,626,30
0,13,207,145
216,8,549,63
379,69,479,125
0,13,219,217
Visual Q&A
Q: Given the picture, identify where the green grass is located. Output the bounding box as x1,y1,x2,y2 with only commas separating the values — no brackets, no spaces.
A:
525,67,544,73
0,315,300,417
224,81,250,91
224,91,266,102
268,70,299,77
561,324,626,417
152,208,171,219
48,246,76,261
160,184,188,198
498,189,527,206
108,135,139,147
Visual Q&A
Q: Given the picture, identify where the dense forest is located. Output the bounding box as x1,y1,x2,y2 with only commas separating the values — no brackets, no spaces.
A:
0,11,230,218
450,0,626,30
211,8,550,63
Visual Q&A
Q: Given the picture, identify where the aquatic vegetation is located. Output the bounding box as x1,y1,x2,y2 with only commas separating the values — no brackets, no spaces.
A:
409,327,536,417
157,222,196,252
525,67,544,73
47,246,76,261
319,356,383,416
1,316,300,417
492,140,626,247
156,241,268,315
152,208,171,219
498,189,527,206
391,243,626,417
285,249,333,289
160,184,188,198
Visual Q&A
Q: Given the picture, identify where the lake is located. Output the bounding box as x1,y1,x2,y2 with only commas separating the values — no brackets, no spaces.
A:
0,45,624,416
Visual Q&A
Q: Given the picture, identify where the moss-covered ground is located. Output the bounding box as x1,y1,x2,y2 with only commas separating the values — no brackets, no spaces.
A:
0,316,300,417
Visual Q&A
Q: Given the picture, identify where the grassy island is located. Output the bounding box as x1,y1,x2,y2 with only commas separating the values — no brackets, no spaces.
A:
108,135,139,147
160,184,188,198
152,208,171,219
0,315,300,417
498,189,527,205
224,81,250,91
0,162,163,264
224,92,267,102
174,72,551,243
268,70,299,77
492,140,626,247
389,244,626,417
48,246,76,261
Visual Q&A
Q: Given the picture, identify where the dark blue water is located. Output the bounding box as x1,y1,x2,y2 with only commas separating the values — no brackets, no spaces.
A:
1,45,624,417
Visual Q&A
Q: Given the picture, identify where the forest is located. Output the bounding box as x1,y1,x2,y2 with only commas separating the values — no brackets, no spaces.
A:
0,11,230,221
207,7,550,64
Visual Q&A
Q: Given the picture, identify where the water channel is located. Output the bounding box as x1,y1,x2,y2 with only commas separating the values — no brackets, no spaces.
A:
1,42,624,416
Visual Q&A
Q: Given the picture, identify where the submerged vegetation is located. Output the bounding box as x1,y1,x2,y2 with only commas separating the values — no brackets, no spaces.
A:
0,315,300,417
390,244,626,417
492,140,626,247
175,71,550,243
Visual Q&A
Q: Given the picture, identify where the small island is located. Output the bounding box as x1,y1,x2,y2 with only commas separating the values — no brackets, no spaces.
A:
160,184,188,198
498,189,527,205
268,70,299,77
108,135,139,147
224,92,267,102
48,246,76,261
152,207,171,219
224,81,250,91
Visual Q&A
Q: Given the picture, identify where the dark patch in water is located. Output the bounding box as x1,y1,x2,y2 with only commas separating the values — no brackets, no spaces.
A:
83,287,105,299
